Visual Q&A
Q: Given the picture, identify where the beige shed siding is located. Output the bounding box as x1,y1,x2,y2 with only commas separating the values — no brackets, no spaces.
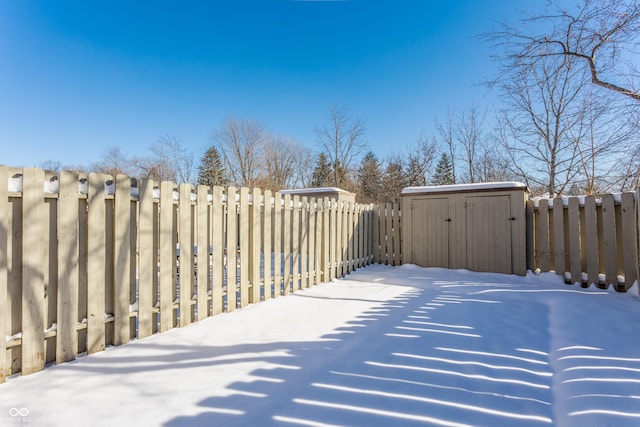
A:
410,198,449,268
466,195,512,274
401,183,528,275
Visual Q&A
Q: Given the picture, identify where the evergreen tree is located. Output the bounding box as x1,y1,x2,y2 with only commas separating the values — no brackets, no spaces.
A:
198,145,227,186
311,153,332,187
405,156,427,187
357,151,383,203
381,157,406,202
432,152,456,185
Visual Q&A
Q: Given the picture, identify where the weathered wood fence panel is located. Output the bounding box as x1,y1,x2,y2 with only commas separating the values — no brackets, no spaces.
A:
529,193,639,291
0,167,379,381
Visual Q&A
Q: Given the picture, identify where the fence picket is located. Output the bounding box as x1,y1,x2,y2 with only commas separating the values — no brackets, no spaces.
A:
273,192,282,297
568,197,581,285
348,202,354,270
138,179,155,338
87,173,107,353
263,190,273,299
239,188,249,307
601,195,618,287
57,171,79,362
196,185,210,320
292,195,301,290
308,197,316,287
21,169,46,375
283,194,291,295
251,188,262,303
621,193,638,291
329,199,337,280
583,196,599,286
551,198,565,275
323,198,330,282
372,205,380,264
211,186,224,314
226,187,238,311
113,175,132,344
536,199,550,271
178,184,194,326
0,167,6,382
159,181,177,331
300,196,309,289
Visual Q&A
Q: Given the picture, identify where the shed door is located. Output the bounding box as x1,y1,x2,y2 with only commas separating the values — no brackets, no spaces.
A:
465,195,512,274
411,198,449,268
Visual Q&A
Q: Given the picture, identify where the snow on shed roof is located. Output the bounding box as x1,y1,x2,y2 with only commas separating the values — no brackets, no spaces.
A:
401,181,528,195
280,187,355,196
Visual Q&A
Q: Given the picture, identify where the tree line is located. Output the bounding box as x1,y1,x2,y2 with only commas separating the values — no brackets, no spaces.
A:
40,0,639,201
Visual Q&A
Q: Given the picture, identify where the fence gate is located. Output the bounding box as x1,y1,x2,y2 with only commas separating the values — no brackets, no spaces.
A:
401,182,529,275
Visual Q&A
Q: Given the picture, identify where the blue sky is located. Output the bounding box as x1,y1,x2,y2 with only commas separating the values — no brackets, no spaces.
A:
1,0,526,169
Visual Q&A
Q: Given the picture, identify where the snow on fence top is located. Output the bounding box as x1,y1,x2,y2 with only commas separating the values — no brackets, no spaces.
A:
5,174,345,206
401,181,528,195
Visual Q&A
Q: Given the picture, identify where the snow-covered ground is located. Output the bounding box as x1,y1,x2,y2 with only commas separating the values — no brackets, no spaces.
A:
2,264,640,427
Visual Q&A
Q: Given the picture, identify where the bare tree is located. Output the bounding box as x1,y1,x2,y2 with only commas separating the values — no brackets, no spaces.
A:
487,0,640,101
212,118,267,188
497,53,587,195
150,135,196,184
454,105,486,183
314,103,368,189
292,146,315,188
404,133,437,187
256,137,308,192
91,146,136,177
567,88,635,194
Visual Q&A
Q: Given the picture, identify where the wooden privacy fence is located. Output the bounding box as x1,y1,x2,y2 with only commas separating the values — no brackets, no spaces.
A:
0,167,405,382
527,192,639,292
13,165,639,381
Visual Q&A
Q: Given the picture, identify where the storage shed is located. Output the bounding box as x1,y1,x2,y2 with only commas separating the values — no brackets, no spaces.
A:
401,182,529,275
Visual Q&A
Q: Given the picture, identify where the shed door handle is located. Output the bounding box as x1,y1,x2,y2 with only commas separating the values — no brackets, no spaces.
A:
445,218,452,222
